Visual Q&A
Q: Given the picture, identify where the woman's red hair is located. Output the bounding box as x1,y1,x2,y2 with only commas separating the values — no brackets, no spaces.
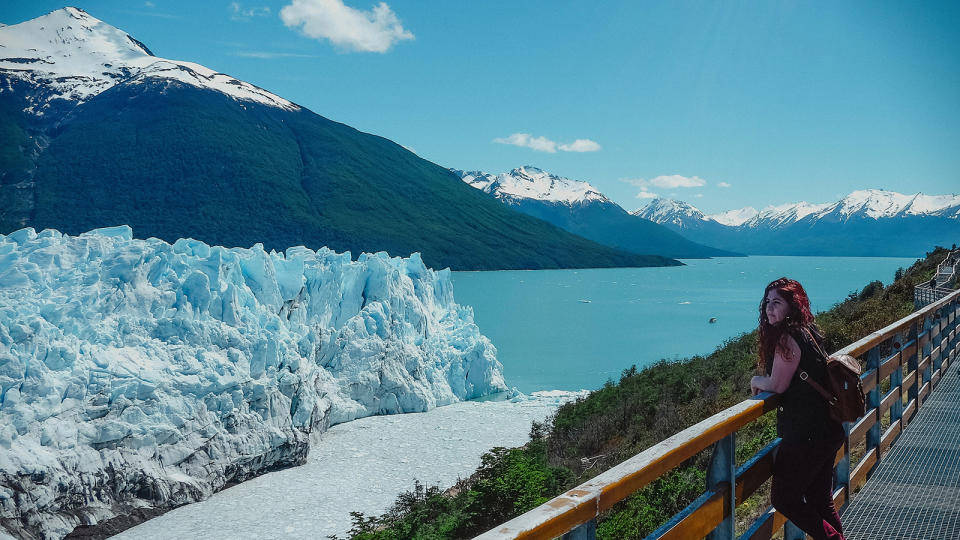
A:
757,277,819,374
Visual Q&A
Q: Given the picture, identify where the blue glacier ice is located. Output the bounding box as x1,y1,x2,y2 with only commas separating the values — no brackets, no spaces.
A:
0,226,506,539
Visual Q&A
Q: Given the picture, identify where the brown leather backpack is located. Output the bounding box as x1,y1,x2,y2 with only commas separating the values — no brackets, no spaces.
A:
798,329,866,423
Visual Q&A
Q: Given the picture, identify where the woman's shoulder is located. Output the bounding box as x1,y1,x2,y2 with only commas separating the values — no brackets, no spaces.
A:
786,324,822,345
787,325,829,364
775,331,802,362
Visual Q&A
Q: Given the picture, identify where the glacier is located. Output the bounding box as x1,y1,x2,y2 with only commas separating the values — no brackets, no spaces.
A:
0,226,506,539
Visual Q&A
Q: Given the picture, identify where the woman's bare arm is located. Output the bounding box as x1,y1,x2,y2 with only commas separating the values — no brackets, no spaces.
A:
751,334,801,395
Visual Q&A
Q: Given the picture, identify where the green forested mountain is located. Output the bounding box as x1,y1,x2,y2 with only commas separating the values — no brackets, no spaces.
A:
0,79,677,270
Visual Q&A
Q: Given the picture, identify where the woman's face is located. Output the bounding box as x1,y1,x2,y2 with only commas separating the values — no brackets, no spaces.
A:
765,289,791,325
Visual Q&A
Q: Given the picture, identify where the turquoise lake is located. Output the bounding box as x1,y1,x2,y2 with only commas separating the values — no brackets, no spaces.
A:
451,256,916,393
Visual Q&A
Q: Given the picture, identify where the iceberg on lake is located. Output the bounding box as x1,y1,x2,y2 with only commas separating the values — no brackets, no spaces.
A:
0,226,505,539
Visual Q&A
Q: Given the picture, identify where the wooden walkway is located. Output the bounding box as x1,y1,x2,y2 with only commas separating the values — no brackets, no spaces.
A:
842,353,960,539
477,288,959,540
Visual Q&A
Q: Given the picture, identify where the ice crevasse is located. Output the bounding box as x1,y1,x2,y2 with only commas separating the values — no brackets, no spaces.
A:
0,226,506,539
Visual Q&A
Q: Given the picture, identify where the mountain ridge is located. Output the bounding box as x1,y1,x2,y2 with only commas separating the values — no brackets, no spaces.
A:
636,189,960,228
453,167,740,259
457,166,611,206
0,8,678,271
0,7,297,113
634,190,960,256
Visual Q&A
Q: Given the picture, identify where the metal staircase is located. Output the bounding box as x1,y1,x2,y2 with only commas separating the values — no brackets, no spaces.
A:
915,249,960,308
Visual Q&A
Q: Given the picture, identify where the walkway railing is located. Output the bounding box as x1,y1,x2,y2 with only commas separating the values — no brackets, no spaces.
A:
915,250,959,308
478,288,960,540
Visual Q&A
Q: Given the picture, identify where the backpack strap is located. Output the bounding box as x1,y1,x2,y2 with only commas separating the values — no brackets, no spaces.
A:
796,326,838,405
798,369,836,405
798,325,830,361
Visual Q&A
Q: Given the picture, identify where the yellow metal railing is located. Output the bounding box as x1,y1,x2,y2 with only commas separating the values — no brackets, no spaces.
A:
478,288,960,540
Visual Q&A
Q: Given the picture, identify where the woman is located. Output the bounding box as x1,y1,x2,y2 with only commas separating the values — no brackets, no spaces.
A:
750,278,846,540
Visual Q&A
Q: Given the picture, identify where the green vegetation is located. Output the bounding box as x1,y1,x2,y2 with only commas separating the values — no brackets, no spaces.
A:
338,247,953,539
2,83,677,271
0,94,35,229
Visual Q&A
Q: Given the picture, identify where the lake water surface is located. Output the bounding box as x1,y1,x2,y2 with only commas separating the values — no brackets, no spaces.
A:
452,256,915,393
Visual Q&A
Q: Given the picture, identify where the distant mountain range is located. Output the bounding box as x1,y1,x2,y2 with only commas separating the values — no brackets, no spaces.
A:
453,166,738,259
0,8,677,271
635,190,960,256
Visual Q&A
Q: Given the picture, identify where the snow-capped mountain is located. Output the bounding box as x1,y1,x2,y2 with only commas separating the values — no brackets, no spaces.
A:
453,167,739,258
642,190,960,229
632,198,710,229
708,206,759,226
812,190,960,222
0,226,506,539
636,189,960,256
722,201,832,229
0,9,663,272
456,166,610,205
0,7,296,114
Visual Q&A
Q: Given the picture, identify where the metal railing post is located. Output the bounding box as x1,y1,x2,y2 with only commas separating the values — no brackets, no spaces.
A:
866,345,881,465
908,319,919,404
934,309,944,375
947,299,958,371
951,299,959,367
706,434,736,540
890,331,904,425
921,315,933,390
835,421,851,512
561,519,596,540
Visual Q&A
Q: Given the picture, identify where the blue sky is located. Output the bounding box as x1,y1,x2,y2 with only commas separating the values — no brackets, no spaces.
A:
3,1,959,213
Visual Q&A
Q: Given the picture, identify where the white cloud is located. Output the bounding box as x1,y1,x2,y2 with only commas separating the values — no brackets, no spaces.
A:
493,133,557,153
280,0,414,53
235,51,319,58
621,175,705,200
144,1,155,7
694,193,704,198
621,175,705,189
231,2,271,19
558,139,601,152
493,133,601,154
648,175,706,189
717,182,731,188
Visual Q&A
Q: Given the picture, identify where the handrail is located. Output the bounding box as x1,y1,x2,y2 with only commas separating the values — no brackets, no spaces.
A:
935,250,958,285
915,249,959,308
478,288,960,540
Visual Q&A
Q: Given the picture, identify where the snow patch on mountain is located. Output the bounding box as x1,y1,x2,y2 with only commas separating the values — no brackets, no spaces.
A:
708,206,758,226
0,226,504,539
454,166,609,205
825,189,960,220
0,7,297,114
631,198,709,228
640,189,960,230
901,193,960,218
741,201,832,228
